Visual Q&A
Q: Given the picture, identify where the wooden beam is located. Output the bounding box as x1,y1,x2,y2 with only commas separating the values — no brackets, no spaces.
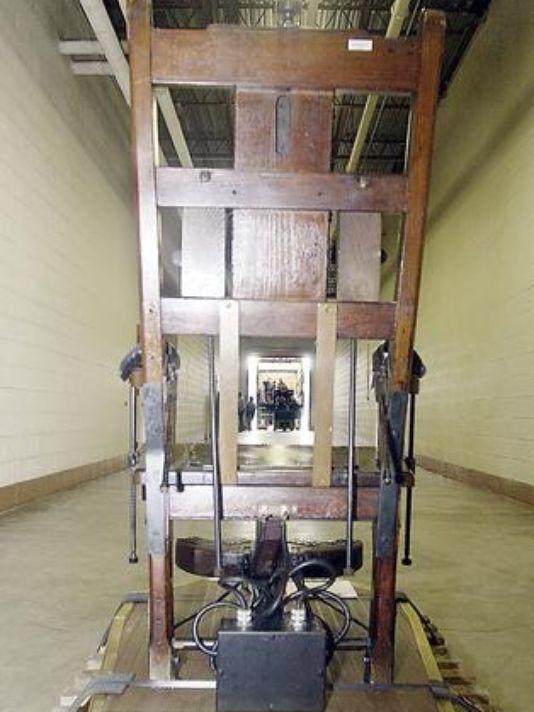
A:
152,27,421,93
161,298,396,340
128,0,172,680
156,168,408,213
392,11,446,390
169,485,379,521
218,301,239,485
313,303,338,487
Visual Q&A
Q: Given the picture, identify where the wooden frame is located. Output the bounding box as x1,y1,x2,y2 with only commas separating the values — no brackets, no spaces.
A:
128,0,445,687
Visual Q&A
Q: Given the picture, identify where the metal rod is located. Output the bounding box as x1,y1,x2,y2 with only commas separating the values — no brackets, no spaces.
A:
402,391,416,566
344,338,358,574
128,385,139,564
208,336,223,575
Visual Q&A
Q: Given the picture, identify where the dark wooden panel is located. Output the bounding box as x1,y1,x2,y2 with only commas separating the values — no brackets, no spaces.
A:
156,168,408,213
392,12,446,390
233,89,331,301
337,213,382,302
234,89,333,172
128,0,173,679
151,27,420,93
169,485,378,521
161,298,395,340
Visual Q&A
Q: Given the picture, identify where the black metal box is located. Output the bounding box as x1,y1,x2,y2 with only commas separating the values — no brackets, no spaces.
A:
216,620,326,712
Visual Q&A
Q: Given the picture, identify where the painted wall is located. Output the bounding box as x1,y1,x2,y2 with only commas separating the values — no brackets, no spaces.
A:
415,0,534,485
0,1,138,487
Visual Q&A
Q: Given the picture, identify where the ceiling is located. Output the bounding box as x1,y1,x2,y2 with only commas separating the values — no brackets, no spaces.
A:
105,0,493,174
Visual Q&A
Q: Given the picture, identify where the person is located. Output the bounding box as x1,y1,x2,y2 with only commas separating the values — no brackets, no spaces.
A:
245,396,256,430
238,392,245,432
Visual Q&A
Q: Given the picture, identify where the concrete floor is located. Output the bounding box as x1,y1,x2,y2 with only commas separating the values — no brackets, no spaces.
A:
0,470,533,712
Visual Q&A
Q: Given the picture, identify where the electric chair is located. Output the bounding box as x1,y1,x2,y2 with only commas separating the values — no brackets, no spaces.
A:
69,3,462,711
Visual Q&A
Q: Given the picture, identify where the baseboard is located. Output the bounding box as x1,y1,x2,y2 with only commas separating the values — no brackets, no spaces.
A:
418,455,534,507
0,455,126,514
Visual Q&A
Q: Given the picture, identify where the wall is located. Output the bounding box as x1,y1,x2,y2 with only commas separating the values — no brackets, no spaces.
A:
333,340,376,447
415,0,534,488
176,336,210,443
0,0,137,491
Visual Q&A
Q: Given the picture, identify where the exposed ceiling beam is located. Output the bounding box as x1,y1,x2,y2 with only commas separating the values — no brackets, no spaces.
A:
59,39,128,55
71,60,113,75
78,0,131,103
76,0,192,167
156,88,193,168
345,0,411,174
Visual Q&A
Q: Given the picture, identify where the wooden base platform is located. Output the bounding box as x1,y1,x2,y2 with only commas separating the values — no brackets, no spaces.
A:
62,580,466,712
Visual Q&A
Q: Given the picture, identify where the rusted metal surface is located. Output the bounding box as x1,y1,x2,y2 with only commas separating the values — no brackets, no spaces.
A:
151,26,421,93
169,485,379,521
392,11,446,390
161,298,396,340
156,168,408,213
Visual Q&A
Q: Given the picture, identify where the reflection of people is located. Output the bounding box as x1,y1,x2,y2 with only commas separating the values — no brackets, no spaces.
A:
245,397,256,430
238,392,245,431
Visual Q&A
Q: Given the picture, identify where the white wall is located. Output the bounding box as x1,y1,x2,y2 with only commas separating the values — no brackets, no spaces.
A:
415,0,534,486
0,0,137,487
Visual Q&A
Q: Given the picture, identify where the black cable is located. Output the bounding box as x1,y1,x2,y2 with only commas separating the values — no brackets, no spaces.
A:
172,590,230,632
192,600,242,658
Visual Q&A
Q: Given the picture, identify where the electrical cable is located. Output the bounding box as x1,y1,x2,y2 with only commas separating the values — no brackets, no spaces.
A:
192,600,242,658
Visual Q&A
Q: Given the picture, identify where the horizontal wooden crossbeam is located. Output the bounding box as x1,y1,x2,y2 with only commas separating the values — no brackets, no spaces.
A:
151,27,420,93
156,168,408,213
169,485,379,521
161,298,395,339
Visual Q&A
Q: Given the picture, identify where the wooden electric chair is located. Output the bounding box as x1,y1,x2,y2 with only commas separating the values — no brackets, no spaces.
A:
121,1,446,709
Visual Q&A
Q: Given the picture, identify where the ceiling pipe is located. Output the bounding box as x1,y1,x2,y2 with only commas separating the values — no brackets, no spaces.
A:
345,0,411,174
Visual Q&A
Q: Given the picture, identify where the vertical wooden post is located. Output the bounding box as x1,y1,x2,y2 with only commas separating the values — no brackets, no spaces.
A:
370,11,446,683
218,300,239,484
392,11,446,390
312,303,338,487
128,0,173,679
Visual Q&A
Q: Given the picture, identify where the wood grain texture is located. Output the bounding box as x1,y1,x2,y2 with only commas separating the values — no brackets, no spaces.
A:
218,301,239,484
232,210,329,300
312,303,338,487
392,11,446,390
161,298,396,340
151,26,421,93
156,168,408,213
128,0,172,678
169,484,378,520
337,212,382,301
233,89,331,300
181,207,226,298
